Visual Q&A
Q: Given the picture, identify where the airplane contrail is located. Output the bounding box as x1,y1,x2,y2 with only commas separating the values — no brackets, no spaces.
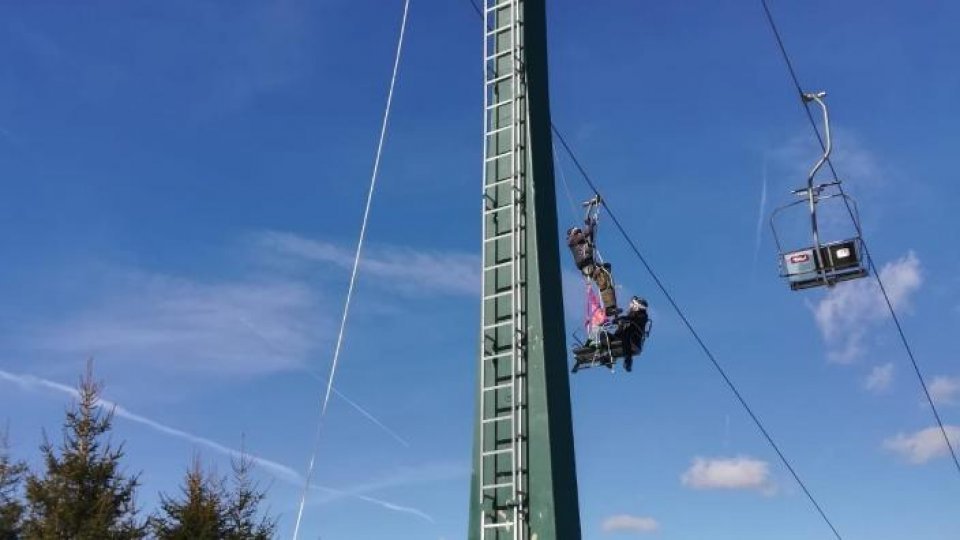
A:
0,368,435,524
753,154,770,271
304,369,410,449
310,485,435,524
331,387,410,448
233,316,411,450
0,368,301,481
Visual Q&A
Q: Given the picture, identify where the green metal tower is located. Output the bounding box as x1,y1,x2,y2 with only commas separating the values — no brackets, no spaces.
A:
469,0,581,538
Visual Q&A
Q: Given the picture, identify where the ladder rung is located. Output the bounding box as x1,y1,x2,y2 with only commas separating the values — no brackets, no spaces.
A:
485,26,512,38
482,415,513,424
482,521,514,529
484,177,517,189
483,288,514,301
485,124,513,137
486,98,514,111
482,351,513,361
482,481,516,491
484,259,515,271
485,150,514,162
483,230,514,243
483,204,513,215
484,50,513,64
485,1,514,13
483,381,513,392
481,448,513,458
486,72,514,85
482,319,513,330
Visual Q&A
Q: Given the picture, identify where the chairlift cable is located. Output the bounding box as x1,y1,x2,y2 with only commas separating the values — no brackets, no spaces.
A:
758,0,960,475
291,1,412,537
552,127,845,540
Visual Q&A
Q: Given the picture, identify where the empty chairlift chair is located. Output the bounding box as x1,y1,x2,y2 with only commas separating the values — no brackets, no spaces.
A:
769,91,868,290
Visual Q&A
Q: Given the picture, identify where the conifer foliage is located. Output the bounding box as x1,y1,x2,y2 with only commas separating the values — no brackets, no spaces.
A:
0,429,27,540
150,458,226,540
222,450,276,540
1,362,277,539
22,364,145,539
150,451,276,540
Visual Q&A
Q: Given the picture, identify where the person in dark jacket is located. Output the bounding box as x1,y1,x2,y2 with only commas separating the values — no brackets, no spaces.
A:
618,296,649,372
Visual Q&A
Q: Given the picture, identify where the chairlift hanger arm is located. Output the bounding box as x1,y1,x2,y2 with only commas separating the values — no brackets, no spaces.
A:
582,195,602,223
803,92,832,189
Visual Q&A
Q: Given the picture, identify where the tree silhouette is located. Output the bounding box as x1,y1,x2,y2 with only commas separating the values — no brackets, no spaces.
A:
0,428,27,539
22,362,144,539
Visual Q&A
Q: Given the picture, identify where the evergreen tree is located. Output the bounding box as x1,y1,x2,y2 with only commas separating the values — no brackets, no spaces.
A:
223,449,276,540
22,363,144,539
150,458,225,540
152,449,277,540
0,428,26,539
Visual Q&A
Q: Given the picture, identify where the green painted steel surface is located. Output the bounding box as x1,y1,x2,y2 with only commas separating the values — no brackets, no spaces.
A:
469,1,581,538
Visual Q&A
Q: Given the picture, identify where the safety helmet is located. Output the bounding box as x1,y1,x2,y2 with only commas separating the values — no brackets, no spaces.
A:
630,296,648,312
567,227,582,237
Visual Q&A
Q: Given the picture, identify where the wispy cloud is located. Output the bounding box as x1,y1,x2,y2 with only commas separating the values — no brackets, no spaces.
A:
929,376,960,406
681,456,774,493
770,129,886,190
601,514,659,534
884,425,960,464
254,231,479,296
23,270,326,376
864,363,894,393
768,129,890,246
812,252,921,363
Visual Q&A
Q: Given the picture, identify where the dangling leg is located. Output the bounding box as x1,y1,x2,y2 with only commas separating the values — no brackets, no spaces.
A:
624,330,642,372
593,263,619,317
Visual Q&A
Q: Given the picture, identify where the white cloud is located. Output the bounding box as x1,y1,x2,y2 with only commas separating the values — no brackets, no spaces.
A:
255,230,479,297
601,514,659,534
813,252,921,363
864,363,894,392
929,376,960,406
681,456,772,492
770,129,885,193
884,425,960,464
27,270,325,376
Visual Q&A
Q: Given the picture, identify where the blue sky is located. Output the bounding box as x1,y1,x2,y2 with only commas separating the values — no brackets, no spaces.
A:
1,0,959,538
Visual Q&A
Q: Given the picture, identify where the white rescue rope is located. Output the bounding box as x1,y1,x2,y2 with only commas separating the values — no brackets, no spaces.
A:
292,0,411,537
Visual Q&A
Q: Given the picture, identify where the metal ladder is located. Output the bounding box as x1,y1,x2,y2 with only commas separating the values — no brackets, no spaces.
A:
479,0,528,538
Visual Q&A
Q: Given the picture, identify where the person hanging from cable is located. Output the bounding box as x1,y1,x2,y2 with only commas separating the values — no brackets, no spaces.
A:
566,196,600,278
568,197,649,373
567,196,621,317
